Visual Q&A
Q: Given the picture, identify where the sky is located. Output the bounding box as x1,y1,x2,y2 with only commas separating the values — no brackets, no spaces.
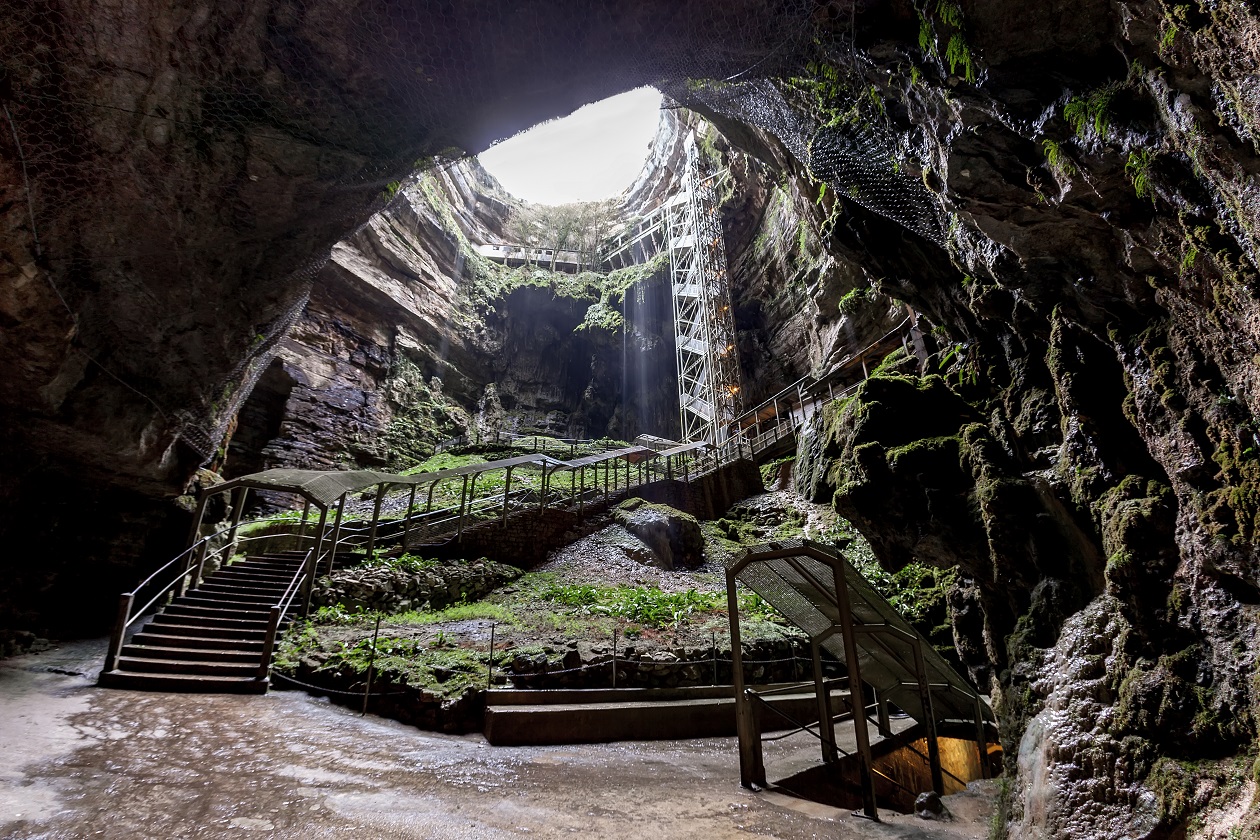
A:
477,87,663,205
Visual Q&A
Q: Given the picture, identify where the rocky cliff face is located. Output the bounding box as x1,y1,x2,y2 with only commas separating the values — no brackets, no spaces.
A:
3,1,1259,835
708,2,1260,836
224,158,681,478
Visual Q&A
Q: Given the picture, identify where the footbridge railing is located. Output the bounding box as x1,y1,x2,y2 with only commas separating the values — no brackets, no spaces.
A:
723,316,922,462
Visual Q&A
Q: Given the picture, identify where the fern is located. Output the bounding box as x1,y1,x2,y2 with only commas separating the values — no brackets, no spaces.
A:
1041,139,1077,179
1064,85,1117,138
917,12,937,55
1125,149,1156,201
945,34,975,82
936,0,964,28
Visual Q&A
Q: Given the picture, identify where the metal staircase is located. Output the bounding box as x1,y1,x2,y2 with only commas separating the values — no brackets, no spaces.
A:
100,550,307,693
667,132,742,444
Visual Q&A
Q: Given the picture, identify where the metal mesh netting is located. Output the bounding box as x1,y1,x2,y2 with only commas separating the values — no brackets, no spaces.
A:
662,67,947,245
1,1,945,462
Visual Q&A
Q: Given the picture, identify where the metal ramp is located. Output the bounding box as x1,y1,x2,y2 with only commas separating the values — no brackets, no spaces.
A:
724,538,994,818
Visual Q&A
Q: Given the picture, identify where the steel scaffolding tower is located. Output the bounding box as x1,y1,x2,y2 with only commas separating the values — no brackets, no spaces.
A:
666,133,742,443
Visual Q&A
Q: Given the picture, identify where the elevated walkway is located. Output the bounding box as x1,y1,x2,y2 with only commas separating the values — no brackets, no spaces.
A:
100,435,761,691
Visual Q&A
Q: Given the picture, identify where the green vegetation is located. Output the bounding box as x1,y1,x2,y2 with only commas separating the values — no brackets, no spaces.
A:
379,359,468,468
837,285,876,316
918,0,977,83
1042,139,1077,179
541,583,721,628
575,301,624,334
1125,148,1156,201
1064,85,1117,139
413,172,667,316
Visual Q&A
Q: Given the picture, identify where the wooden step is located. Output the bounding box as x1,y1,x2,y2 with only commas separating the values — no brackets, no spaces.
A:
98,670,269,694
212,571,295,586
116,655,259,677
121,644,259,663
200,580,289,594
151,614,272,634
181,590,278,606
225,559,303,571
129,631,266,652
165,603,272,620
150,613,270,631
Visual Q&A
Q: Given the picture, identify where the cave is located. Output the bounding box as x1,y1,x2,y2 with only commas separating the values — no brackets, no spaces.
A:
223,358,296,480
2,0,1259,837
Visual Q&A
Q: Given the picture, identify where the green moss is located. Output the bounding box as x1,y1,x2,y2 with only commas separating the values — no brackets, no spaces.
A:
1199,435,1260,544
886,435,962,474
379,359,468,468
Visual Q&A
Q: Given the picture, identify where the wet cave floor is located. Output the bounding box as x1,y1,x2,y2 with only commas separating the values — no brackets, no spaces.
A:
1,640,997,839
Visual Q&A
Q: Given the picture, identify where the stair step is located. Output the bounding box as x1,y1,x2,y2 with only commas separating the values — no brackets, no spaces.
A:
116,655,260,677
227,558,304,568
168,595,272,612
121,644,260,663
200,580,288,593
214,570,295,584
195,589,284,601
182,590,278,606
150,612,270,630
98,670,268,694
130,631,266,652
140,621,269,640
164,603,273,620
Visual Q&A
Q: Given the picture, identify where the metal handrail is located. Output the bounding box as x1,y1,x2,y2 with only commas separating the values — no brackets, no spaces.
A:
747,690,919,800
257,550,312,680
103,520,256,672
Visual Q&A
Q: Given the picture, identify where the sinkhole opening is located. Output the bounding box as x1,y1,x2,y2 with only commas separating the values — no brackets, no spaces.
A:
476,87,663,205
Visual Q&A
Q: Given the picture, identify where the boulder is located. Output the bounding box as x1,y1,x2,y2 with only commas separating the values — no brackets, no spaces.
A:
612,499,704,569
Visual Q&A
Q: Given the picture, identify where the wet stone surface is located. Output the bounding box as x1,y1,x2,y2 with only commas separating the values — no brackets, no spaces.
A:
2,641,995,839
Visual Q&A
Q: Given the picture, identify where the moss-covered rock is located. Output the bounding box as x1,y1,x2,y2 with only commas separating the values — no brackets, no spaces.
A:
612,498,705,570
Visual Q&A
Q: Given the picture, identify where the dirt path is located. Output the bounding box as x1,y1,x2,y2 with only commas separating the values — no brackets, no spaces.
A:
1,640,997,839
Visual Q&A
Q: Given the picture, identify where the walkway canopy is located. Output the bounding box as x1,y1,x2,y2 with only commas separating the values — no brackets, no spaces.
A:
728,538,991,726
212,454,569,509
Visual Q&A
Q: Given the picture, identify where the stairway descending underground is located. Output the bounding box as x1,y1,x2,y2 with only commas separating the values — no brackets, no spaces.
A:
99,551,307,694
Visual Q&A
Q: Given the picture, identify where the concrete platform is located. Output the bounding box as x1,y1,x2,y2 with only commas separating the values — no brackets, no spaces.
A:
483,684,849,746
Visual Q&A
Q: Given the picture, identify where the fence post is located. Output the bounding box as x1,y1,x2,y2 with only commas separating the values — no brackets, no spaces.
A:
103,593,134,674
487,622,496,689
362,615,382,716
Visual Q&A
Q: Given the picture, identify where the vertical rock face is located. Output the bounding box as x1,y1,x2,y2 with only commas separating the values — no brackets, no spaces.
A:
224,153,686,476
732,1,1260,835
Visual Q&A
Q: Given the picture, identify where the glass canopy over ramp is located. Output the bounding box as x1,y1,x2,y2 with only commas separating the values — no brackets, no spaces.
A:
724,538,994,819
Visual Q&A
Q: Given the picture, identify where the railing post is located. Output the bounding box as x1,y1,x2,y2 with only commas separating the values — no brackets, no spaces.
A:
811,640,838,764
328,493,347,573
913,638,945,794
181,493,210,596
727,569,766,789
974,696,991,779
303,506,328,614
225,487,248,562
456,474,470,538
502,466,513,528
366,484,386,557
833,556,879,820
103,592,134,674
402,485,416,550
259,606,282,680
